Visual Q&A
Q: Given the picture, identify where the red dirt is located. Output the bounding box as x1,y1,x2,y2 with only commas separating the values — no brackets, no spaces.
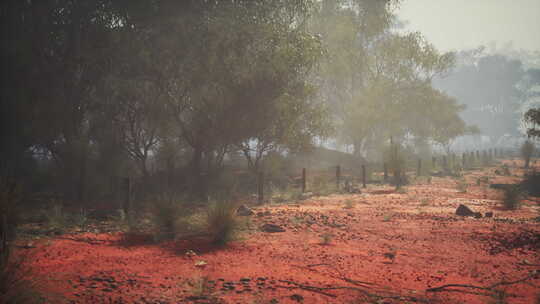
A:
17,160,540,303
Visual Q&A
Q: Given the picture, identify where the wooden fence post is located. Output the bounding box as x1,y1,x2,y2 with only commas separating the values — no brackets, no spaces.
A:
123,177,131,215
443,156,447,168
257,171,264,204
336,165,341,191
383,163,388,182
301,168,306,193
417,159,422,177
362,164,366,188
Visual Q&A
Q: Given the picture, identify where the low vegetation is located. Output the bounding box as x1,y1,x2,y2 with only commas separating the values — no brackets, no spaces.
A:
502,185,526,210
206,200,239,246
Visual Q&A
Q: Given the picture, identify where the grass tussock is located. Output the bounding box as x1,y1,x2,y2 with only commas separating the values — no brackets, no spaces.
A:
343,199,355,209
151,197,181,240
1,251,46,303
206,200,239,246
502,185,526,210
457,178,468,193
320,232,333,245
1,179,47,303
271,185,302,204
310,175,335,197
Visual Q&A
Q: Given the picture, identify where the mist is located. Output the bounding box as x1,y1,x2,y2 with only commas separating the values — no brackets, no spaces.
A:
1,1,539,303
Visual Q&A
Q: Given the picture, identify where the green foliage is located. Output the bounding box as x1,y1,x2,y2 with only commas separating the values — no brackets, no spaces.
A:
343,199,355,209
72,207,88,230
261,152,294,189
320,232,333,245
206,200,239,246
271,186,303,204
0,178,21,246
1,252,45,304
477,176,490,185
151,196,184,241
382,214,393,222
43,201,69,233
521,172,540,197
185,275,212,298
438,52,525,140
310,174,335,196
524,108,540,139
502,185,526,210
521,140,535,168
384,143,406,189
457,178,468,193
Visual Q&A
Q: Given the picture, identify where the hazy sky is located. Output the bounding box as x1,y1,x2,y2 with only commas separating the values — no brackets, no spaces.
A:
397,0,540,52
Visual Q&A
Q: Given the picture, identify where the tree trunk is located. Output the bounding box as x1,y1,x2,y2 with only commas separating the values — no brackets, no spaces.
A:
190,146,206,200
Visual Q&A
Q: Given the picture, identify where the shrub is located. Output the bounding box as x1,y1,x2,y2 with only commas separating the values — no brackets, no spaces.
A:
457,178,468,193
0,178,22,242
1,252,44,304
151,195,184,241
185,275,212,298
71,207,88,230
343,199,355,209
310,174,334,196
320,233,333,245
521,140,535,168
43,200,68,232
206,200,239,246
502,185,526,210
1,179,44,303
272,185,302,203
521,171,540,197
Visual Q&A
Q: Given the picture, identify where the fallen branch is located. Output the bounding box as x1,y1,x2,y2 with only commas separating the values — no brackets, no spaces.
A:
276,280,337,297
306,263,331,268
277,280,427,302
426,271,539,296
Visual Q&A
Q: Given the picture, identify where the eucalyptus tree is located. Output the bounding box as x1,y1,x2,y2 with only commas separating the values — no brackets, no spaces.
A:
311,1,470,159
1,0,124,200
112,0,326,197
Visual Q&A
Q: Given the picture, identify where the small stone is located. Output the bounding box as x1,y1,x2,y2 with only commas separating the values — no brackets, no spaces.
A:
261,223,286,233
290,294,304,302
474,212,482,218
455,204,475,216
237,205,254,216
485,212,493,218
300,192,313,200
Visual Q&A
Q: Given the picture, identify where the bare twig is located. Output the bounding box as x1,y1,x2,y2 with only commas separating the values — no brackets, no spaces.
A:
426,271,539,296
277,279,427,302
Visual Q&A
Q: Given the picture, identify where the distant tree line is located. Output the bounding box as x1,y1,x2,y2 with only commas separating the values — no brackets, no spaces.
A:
435,46,540,144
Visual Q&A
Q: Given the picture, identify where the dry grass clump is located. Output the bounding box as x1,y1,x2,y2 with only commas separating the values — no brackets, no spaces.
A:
502,185,526,210
206,200,239,246
343,199,355,209
320,232,333,245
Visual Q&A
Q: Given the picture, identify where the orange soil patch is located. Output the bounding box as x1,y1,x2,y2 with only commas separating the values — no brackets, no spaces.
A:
18,160,540,303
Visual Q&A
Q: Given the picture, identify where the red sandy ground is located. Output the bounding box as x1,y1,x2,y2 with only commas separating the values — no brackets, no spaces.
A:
15,160,540,303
